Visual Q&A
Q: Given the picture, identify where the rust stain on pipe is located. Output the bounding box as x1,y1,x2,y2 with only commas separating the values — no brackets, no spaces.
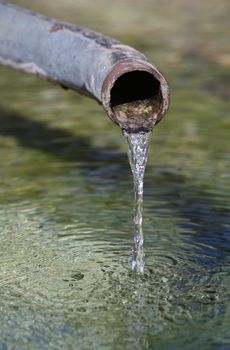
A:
102,61,169,132
0,1,169,132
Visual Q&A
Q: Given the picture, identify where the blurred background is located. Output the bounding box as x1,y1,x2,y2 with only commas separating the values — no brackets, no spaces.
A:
0,1,229,349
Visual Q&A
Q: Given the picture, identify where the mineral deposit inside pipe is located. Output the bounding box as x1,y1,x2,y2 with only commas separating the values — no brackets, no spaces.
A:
111,71,163,132
0,1,169,132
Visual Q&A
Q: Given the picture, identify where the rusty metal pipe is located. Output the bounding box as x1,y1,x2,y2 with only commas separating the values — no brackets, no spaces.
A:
0,1,169,132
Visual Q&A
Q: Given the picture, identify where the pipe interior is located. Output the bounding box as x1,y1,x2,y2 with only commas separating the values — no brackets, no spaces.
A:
110,71,161,107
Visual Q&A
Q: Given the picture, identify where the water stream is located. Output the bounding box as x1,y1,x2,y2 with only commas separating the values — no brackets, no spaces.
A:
123,130,152,273
0,1,230,348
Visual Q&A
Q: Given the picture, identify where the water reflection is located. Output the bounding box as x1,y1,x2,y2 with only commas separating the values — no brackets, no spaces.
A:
145,171,230,262
0,105,127,164
0,0,230,348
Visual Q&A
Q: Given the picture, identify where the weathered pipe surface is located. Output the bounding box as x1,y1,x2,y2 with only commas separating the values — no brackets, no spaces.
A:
0,1,169,132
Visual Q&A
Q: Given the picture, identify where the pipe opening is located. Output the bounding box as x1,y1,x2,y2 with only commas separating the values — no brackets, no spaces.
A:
110,71,163,132
111,71,160,106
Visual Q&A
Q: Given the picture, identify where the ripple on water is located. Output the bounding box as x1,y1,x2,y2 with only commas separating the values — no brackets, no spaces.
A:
0,203,230,349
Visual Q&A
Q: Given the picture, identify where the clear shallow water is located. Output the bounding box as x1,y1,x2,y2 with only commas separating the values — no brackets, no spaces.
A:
0,0,230,349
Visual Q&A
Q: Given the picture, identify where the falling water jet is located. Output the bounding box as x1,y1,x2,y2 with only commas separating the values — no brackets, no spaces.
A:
124,130,152,274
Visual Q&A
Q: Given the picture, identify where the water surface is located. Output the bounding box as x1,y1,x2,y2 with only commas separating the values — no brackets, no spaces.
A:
0,1,230,349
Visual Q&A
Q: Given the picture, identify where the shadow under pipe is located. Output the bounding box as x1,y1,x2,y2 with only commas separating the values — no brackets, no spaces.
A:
0,1,169,132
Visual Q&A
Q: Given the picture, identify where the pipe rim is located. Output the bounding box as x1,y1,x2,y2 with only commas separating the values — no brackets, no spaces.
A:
101,60,169,130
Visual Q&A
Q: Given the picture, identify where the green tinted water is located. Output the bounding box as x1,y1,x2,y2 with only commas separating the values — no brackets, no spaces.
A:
0,1,230,349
